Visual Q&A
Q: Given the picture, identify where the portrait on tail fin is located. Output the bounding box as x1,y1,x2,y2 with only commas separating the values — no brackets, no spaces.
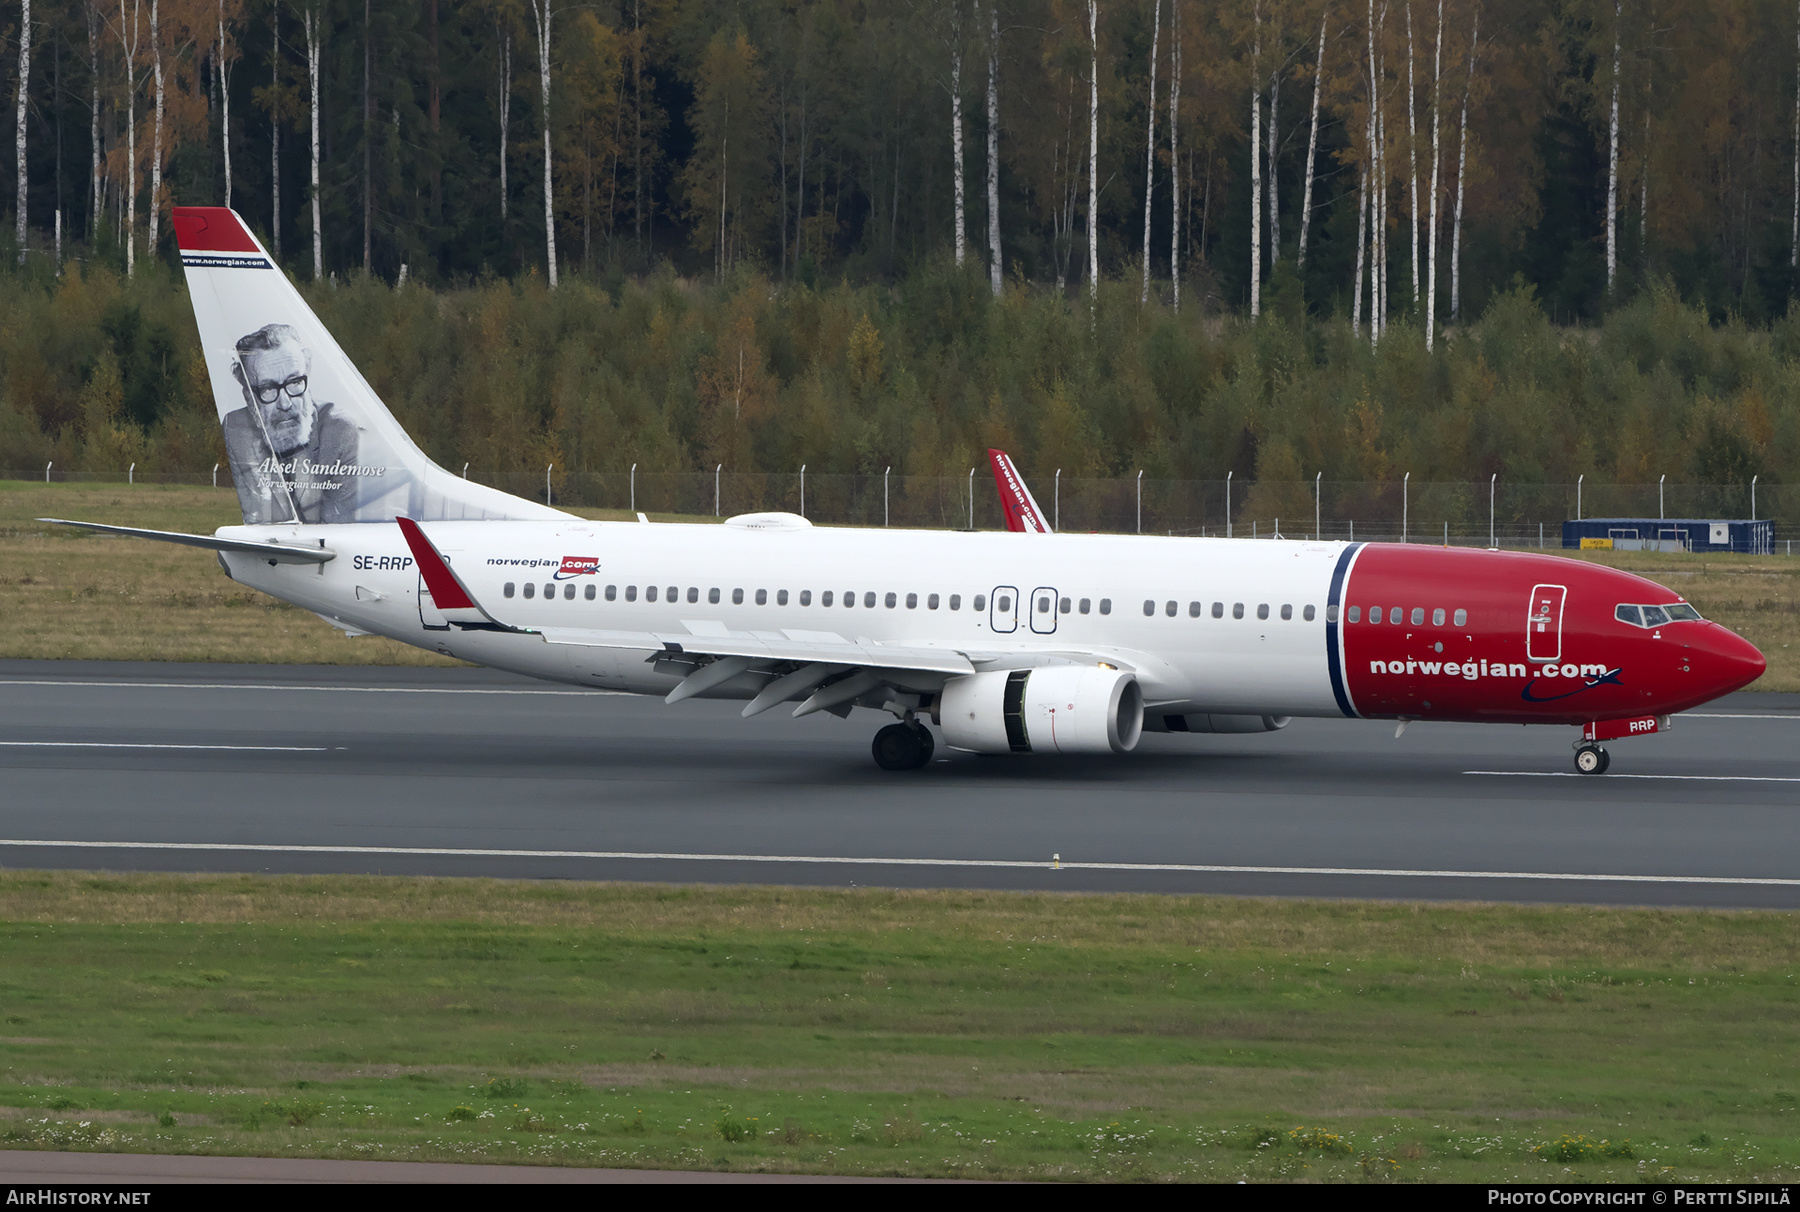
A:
224,323,365,524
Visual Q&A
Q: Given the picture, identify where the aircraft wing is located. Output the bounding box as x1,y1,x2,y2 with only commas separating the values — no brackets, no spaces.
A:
987,449,1052,533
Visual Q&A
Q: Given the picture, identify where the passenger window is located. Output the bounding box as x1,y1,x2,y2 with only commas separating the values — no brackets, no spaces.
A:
1211,602,1223,619
950,595,961,610
1099,599,1111,615
847,591,859,608
523,583,536,599
1143,600,1155,617
1409,607,1422,626
667,586,678,602
755,589,766,605
1641,605,1670,627
1257,603,1269,620
974,595,987,611
1078,598,1091,614
1038,595,1051,614
906,593,918,609
1059,597,1071,614
801,590,813,606
504,582,516,598
604,584,616,601
777,590,788,605
928,593,939,609
564,583,576,600
1233,603,1245,619
1188,602,1201,617
731,588,743,605
885,592,897,608
583,584,594,601
1304,604,1316,621
1280,604,1292,620
1453,608,1467,627
863,592,876,608
1165,601,1177,617
1432,607,1445,626
544,583,554,599
646,585,658,603
821,590,833,606
625,585,637,602
995,594,1009,612
1347,605,1359,623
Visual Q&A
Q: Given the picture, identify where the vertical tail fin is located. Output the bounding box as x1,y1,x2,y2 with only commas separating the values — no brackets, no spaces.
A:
987,449,1053,533
172,206,568,525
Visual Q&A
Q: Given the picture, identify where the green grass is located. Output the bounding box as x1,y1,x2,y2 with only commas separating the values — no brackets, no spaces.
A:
0,873,1796,1180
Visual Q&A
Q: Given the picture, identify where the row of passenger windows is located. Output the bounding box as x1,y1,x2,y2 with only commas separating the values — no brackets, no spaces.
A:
497,582,1096,613
1145,600,1318,621
1344,606,1469,627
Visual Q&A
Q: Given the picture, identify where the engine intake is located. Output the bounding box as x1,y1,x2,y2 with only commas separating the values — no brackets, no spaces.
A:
936,667,1144,755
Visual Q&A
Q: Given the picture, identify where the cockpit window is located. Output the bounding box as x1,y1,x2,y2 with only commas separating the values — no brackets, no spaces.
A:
1617,602,1701,628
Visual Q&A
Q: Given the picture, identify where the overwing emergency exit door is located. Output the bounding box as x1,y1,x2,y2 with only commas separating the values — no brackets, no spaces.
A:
419,570,450,630
1029,587,1059,634
1526,583,1567,662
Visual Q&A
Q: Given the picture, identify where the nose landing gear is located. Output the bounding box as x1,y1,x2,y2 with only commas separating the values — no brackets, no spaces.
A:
872,721,935,771
1574,743,1611,775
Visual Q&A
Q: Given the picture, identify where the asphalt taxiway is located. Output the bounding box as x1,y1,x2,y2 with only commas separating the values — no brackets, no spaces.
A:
0,659,1796,907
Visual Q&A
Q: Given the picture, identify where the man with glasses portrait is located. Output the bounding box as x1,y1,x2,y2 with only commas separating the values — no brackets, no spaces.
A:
223,322,361,523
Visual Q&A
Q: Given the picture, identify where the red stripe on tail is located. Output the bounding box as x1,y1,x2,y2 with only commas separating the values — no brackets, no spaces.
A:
170,207,261,253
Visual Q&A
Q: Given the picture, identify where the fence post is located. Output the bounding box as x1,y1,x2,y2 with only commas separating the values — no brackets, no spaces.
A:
1226,471,1233,538
1444,521,1448,547
129,462,135,485
1577,473,1583,521
1659,474,1665,519
1135,470,1143,534
630,464,636,512
1751,475,1757,522
1403,472,1410,544
799,465,806,518
968,467,975,529
1054,469,1061,531
715,464,721,517
212,463,219,488
462,462,469,479
44,461,51,483
546,464,553,505
1315,472,1321,539
884,466,890,527
1489,473,1496,549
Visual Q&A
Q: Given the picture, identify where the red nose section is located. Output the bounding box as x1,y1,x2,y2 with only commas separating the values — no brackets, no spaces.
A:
1690,624,1767,700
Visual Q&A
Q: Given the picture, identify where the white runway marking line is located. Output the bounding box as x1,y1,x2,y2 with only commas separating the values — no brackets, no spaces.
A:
0,742,331,752
0,679,619,696
1466,771,1800,783
1682,713,1800,720
0,839,1795,887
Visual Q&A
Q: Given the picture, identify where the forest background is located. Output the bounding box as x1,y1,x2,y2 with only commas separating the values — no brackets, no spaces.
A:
0,0,1795,517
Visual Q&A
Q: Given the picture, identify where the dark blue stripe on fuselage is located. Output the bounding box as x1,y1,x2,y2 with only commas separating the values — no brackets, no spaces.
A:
1325,543,1363,718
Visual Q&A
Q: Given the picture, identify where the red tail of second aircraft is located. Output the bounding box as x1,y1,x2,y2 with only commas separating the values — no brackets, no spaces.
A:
988,449,1052,533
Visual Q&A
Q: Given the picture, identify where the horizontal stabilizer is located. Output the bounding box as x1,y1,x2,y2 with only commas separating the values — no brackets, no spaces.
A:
38,518,336,564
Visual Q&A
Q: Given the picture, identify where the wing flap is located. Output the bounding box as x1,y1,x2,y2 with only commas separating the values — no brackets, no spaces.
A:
537,626,979,675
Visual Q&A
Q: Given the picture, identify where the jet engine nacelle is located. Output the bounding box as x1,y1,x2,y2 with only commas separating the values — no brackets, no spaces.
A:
935,667,1144,755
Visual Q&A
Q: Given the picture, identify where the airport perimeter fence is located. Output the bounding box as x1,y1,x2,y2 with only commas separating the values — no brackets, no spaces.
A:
12,466,1798,553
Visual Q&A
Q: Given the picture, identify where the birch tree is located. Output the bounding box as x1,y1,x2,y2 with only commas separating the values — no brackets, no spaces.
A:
1606,0,1620,293
1793,0,1798,268
498,23,511,220
1406,2,1418,306
147,0,166,257
950,0,966,266
297,0,321,278
217,0,233,211
87,0,100,237
1296,7,1326,271
1168,0,1181,309
527,0,558,286
119,0,143,276
1086,0,1098,301
1425,0,1442,348
15,0,30,264
1140,0,1159,303
986,0,1000,295
1450,5,1477,322
1250,0,1261,318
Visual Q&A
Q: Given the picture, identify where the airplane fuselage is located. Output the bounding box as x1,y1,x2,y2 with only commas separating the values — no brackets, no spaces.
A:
215,517,1764,729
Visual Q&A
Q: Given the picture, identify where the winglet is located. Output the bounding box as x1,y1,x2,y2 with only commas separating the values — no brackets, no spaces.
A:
988,449,1052,533
395,517,533,633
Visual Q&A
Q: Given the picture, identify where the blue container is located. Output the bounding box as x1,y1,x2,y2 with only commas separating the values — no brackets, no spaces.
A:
1561,518,1774,554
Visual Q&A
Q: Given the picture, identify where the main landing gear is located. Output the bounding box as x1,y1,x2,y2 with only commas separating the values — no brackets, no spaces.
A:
1574,743,1611,775
872,721,935,771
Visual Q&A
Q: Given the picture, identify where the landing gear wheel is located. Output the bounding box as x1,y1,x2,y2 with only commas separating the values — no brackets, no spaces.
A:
872,722,934,771
1574,744,1610,775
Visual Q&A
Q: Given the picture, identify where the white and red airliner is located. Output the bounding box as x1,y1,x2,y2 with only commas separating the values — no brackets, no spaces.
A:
46,208,1766,772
